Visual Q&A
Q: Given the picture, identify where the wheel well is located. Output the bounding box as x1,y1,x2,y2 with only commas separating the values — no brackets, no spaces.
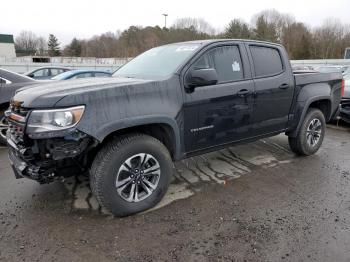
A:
309,99,331,121
88,124,176,163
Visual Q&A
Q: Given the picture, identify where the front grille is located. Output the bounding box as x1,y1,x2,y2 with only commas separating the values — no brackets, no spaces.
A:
7,101,29,144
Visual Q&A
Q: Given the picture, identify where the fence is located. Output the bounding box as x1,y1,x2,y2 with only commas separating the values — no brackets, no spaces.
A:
0,56,131,73
290,59,350,67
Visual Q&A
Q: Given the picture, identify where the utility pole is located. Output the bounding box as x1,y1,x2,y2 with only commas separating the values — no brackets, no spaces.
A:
162,13,168,28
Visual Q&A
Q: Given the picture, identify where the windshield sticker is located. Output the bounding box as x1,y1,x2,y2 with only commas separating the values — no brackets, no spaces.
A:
175,45,199,52
232,61,241,72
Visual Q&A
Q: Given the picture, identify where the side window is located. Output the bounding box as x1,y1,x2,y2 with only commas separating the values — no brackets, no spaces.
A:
50,69,63,76
250,46,283,77
95,72,110,78
191,45,244,83
33,69,50,77
72,73,93,79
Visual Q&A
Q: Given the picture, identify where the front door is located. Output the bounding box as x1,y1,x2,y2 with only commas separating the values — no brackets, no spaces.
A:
183,44,254,152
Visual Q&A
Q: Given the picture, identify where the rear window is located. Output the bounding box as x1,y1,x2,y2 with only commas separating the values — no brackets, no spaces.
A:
50,68,64,76
250,46,283,77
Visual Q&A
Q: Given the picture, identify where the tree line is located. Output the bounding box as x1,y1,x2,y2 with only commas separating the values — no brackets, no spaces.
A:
15,9,350,60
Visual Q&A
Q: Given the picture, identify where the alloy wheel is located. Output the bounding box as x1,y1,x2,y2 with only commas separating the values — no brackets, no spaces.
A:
0,115,8,142
115,153,161,203
306,118,322,147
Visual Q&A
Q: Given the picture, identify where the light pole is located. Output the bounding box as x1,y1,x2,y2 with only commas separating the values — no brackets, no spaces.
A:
162,13,168,28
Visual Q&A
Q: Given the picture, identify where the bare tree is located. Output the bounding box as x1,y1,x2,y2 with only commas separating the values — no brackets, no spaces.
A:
37,37,47,55
282,22,312,59
15,30,40,56
41,10,350,59
172,17,216,35
312,18,345,59
252,9,295,41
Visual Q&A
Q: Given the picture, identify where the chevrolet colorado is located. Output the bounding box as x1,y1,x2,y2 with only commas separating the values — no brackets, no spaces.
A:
6,40,343,216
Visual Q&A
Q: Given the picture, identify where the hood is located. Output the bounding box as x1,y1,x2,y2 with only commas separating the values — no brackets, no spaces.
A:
12,77,151,108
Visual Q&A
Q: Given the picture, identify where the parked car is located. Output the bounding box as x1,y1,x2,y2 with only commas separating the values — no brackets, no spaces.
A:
340,75,350,123
0,68,42,144
24,66,71,80
6,40,343,216
292,65,314,71
51,70,111,80
314,65,348,74
343,68,350,78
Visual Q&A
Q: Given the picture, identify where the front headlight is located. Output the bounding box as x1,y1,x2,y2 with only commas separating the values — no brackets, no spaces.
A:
27,106,85,134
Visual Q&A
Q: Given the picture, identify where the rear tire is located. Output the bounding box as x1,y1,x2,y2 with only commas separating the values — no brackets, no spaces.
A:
90,133,173,217
288,108,326,156
0,109,8,145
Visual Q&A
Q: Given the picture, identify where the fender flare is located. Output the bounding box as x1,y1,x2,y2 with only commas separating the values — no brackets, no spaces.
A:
289,95,331,137
89,115,182,159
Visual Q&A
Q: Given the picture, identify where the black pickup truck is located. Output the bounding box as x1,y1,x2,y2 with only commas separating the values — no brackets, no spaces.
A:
6,40,343,216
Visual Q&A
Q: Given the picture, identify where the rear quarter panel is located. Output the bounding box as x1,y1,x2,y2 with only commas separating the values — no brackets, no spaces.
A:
287,72,342,135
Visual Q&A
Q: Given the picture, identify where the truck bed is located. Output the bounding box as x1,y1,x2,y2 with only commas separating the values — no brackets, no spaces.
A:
294,71,343,86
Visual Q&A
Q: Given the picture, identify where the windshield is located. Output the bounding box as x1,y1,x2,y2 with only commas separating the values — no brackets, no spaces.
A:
113,43,201,79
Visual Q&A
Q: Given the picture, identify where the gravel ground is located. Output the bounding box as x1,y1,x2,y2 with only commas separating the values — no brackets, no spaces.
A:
0,124,350,262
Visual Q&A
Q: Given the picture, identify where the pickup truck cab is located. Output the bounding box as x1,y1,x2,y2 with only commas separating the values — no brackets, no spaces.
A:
6,40,343,216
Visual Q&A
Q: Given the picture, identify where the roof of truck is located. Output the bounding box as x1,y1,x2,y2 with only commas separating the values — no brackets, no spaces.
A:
173,39,283,47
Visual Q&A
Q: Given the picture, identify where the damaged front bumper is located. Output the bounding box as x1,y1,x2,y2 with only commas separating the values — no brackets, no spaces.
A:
8,141,57,183
7,128,94,184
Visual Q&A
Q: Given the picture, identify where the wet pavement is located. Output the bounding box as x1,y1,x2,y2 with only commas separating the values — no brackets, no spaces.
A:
0,124,350,261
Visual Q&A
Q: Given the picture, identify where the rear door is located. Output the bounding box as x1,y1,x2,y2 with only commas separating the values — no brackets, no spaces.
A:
183,42,254,152
247,44,294,136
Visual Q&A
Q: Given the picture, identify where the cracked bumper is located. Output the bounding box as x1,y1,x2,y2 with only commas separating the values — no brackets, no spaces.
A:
7,138,55,182
8,146,26,179
7,130,94,184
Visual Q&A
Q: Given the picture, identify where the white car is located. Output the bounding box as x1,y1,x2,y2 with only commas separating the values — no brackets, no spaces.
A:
344,75,350,98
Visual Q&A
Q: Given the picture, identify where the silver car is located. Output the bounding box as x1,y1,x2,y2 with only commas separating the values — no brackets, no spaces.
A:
24,66,71,80
0,69,40,144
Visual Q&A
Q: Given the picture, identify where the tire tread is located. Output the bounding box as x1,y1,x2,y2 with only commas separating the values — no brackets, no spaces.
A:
90,133,171,215
288,108,325,156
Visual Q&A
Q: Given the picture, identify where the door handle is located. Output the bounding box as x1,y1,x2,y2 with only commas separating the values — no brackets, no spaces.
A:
237,89,250,97
279,83,290,89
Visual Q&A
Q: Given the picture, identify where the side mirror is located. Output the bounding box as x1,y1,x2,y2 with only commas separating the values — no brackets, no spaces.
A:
28,73,34,78
186,68,218,88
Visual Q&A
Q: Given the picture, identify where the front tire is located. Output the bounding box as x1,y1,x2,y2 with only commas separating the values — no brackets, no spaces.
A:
288,108,326,156
0,109,8,145
90,134,173,216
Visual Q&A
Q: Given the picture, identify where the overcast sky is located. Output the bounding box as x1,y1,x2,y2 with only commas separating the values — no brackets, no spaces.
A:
0,0,349,45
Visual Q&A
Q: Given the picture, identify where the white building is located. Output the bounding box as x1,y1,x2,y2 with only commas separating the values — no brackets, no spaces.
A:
0,34,16,58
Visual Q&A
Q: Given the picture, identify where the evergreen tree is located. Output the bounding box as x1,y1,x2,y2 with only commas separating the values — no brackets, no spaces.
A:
48,34,61,56
224,19,251,39
68,38,82,56
254,15,278,42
